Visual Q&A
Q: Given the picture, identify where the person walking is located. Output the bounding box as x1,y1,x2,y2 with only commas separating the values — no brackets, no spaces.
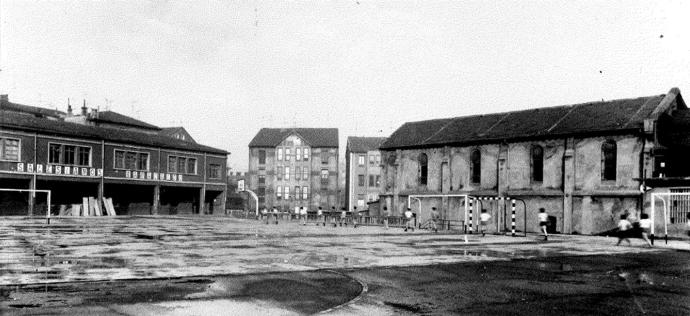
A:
331,206,337,227
261,207,269,224
382,206,390,230
339,207,348,227
300,206,307,225
272,207,279,225
430,207,439,232
639,213,653,247
317,206,325,226
538,208,549,241
404,207,414,232
352,206,359,228
479,209,491,237
616,213,633,246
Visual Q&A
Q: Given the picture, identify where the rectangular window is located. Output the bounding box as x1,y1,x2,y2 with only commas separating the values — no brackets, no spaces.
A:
177,157,186,174
358,174,365,186
369,175,375,187
114,150,125,169
375,175,381,187
375,155,381,165
285,148,291,161
125,152,137,169
285,166,290,180
296,167,301,181
79,147,92,166
257,187,266,202
295,186,301,200
64,145,76,165
48,143,91,166
258,175,266,185
168,156,177,173
369,155,376,165
296,148,302,161
208,164,221,179
302,186,308,199
357,195,365,207
321,151,328,164
49,144,61,164
303,148,309,161
0,138,20,161
258,150,266,164
302,168,308,180
137,153,149,171
284,186,290,199
277,186,282,199
321,169,329,185
277,148,283,161
277,166,283,180
358,155,365,166
187,158,197,175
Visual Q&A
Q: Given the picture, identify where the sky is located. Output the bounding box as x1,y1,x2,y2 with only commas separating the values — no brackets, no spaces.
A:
1,1,689,172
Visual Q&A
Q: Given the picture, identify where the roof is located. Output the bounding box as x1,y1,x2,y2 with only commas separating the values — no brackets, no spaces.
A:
92,111,160,130
381,90,681,150
0,100,65,118
346,137,387,152
249,128,339,148
658,109,690,148
160,127,197,143
0,110,228,155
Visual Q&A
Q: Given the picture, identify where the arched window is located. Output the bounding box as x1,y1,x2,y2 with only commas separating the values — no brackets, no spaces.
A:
470,149,481,184
531,145,544,182
418,153,428,185
601,140,617,181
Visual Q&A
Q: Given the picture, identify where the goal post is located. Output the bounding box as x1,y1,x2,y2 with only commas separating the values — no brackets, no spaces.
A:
650,192,690,244
0,188,51,223
407,194,469,231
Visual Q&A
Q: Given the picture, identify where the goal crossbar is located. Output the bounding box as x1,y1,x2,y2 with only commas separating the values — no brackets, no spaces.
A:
0,188,52,222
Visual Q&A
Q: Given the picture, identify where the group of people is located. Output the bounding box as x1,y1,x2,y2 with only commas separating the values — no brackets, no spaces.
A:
615,211,654,247
477,207,550,240
259,206,366,227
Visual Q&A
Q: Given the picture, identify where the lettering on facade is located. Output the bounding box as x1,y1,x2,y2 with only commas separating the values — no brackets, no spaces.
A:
5,162,102,178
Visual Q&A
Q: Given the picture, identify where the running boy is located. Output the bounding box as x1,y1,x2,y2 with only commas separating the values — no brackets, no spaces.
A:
538,208,549,241
404,207,414,232
616,213,633,246
479,209,491,237
300,206,307,225
317,206,324,226
639,213,653,247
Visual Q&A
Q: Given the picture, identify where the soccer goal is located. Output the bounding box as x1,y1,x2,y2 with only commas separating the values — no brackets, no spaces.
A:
0,188,52,222
650,191,690,244
469,196,527,237
407,194,469,231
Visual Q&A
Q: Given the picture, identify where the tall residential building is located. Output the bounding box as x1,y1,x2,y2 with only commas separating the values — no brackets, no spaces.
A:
345,137,386,211
248,128,339,211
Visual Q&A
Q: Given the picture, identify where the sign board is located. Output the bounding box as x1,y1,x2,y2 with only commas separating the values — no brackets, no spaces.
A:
237,179,245,192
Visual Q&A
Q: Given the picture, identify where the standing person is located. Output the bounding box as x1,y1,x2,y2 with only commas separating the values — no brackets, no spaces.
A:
430,207,439,232
382,206,390,230
300,206,307,225
331,206,337,227
639,213,653,247
616,213,633,246
404,207,414,232
339,207,348,227
538,208,549,241
317,206,324,226
352,206,359,228
272,206,279,225
261,207,269,224
479,209,491,237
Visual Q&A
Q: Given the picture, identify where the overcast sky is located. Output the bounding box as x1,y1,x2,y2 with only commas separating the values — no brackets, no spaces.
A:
2,1,689,171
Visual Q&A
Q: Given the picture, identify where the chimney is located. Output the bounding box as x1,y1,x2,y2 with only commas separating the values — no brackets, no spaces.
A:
81,100,88,116
67,98,73,116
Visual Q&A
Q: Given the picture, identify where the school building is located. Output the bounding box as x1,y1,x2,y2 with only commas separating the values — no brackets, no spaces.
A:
344,137,386,211
0,96,228,216
378,88,690,236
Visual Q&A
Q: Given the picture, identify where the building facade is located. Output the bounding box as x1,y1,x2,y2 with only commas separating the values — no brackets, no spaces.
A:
345,137,386,211
248,128,339,211
379,88,690,236
0,96,228,216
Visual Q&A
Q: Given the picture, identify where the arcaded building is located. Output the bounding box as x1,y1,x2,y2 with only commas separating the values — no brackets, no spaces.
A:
248,128,339,211
0,96,228,216
345,137,386,211
378,88,690,235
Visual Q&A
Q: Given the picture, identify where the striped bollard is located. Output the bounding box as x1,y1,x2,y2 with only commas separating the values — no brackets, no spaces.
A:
511,199,516,237
468,199,473,234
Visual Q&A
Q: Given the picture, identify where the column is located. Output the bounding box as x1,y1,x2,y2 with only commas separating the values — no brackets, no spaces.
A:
28,176,36,216
152,185,160,215
562,137,575,234
199,187,206,215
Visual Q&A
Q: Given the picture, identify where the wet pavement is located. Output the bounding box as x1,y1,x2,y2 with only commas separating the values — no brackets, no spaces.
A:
1,216,688,315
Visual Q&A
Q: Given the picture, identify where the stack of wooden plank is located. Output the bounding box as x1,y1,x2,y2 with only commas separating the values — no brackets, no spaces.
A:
57,197,117,216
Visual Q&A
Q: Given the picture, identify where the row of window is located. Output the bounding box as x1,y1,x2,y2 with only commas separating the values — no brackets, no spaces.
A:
49,143,91,166
258,148,332,165
417,141,618,185
276,186,309,200
257,169,332,186
357,174,381,187
277,166,310,181
357,154,381,166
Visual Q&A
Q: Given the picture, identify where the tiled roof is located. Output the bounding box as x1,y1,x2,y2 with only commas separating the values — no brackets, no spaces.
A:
346,137,387,152
92,111,160,130
382,92,671,149
0,110,228,155
249,128,339,148
0,100,65,118
159,127,197,143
